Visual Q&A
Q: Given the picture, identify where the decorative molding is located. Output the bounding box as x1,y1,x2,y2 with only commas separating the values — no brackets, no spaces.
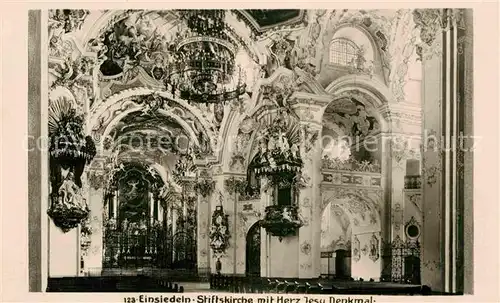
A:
369,233,380,261
322,156,381,173
405,191,422,213
88,171,106,190
422,156,442,187
353,235,361,262
322,172,382,188
300,241,312,255
392,203,403,231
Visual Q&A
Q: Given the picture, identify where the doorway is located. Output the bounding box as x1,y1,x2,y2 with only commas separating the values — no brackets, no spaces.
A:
404,256,421,284
335,249,348,279
245,223,261,277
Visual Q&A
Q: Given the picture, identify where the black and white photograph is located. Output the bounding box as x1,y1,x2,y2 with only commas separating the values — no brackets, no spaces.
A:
3,5,496,301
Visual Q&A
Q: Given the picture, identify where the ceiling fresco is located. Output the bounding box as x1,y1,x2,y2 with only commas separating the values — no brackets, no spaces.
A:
235,10,305,34
110,111,185,139
107,111,189,155
323,96,380,143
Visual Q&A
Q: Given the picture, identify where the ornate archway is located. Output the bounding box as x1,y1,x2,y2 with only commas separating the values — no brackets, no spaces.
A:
320,188,382,280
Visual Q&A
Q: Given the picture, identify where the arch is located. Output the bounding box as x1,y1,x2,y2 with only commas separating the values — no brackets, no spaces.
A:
90,88,216,150
320,190,383,281
321,188,382,234
321,22,389,84
324,74,394,134
109,128,178,155
108,160,165,189
101,108,200,151
325,74,394,106
245,221,261,276
115,151,170,186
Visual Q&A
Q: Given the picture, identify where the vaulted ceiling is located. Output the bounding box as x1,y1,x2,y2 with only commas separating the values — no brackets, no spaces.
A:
49,9,422,174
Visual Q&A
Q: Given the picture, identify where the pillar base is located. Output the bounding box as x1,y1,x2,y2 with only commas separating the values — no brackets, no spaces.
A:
49,222,79,277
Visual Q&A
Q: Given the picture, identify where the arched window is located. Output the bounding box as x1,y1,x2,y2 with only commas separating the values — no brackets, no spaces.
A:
329,38,359,66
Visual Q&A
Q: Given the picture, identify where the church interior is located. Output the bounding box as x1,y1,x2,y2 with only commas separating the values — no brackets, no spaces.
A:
41,8,473,295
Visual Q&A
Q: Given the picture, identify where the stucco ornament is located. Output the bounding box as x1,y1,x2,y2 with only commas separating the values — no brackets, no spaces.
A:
300,241,312,255
353,235,361,262
412,9,445,61
369,233,380,261
209,205,231,257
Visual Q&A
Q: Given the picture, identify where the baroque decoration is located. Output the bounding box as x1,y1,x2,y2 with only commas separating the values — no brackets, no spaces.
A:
47,98,97,232
194,177,216,198
49,10,90,34
209,205,231,256
163,10,247,104
253,110,303,190
369,233,380,262
42,9,468,283
322,156,381,173
260,205,303,241
353,235,361,262
95,10,246,105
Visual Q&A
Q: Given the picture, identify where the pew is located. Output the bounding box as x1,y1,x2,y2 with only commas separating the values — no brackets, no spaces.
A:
47,276,185,293
207,274,430,295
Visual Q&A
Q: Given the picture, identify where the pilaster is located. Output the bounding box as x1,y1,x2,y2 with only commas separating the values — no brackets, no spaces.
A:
194,165,213,277
379,104,422,242
292,101,324,279
84,158,107,275
418,8,466,292
260,176,273,277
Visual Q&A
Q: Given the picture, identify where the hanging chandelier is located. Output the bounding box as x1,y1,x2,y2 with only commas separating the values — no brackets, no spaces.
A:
165,10,247,104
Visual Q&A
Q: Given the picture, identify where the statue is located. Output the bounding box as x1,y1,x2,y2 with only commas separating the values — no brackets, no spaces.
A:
290,144,299,158
58,171,86,209
282,207,292,221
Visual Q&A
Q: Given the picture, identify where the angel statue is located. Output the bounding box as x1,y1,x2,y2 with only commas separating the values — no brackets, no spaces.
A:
282,207,292,221
293,171,311,188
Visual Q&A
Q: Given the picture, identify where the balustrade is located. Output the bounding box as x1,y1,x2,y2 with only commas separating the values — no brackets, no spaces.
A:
404,175,422,189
